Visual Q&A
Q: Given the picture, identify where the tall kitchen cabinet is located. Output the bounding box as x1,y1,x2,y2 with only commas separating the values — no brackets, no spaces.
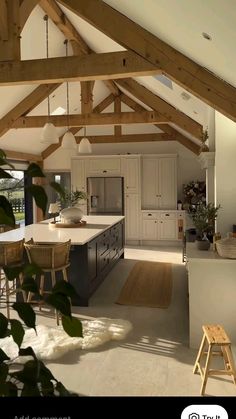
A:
142,155,177,210
71,158,87,214
122,156,141,241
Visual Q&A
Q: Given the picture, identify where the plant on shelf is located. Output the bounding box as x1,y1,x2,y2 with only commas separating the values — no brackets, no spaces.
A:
0,150,82,396
190,202,221,249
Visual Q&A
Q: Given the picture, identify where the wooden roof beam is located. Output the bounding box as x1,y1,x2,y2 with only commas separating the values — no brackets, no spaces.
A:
41,93,115,159
0,83,60,138
117,78,202,140
40,0,120,96
0,0,21,61
0,51,159,86
57,0,236,123
4,149,43,162
120,93,201,155
75,133,171,144
14,111,167,128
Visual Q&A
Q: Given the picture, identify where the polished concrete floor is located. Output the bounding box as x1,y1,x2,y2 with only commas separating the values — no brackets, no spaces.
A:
2,246,236,396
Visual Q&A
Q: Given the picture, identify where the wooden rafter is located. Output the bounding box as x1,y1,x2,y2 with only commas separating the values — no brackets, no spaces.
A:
0,84,60,138
117,79,202,140
114,96,121,136
120,93,201,155
75,133,171,144
0,0,21,61
40,0,91,55
40,0,120,97
57,0,236,123
20,0,40,30
14,111,167,128
0,51,159,86
80,81,94,114
4,149,43,162
41,93,115,159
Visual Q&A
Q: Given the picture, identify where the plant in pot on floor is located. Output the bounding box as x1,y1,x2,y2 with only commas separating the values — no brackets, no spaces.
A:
190,202,221,250
0,151,82,396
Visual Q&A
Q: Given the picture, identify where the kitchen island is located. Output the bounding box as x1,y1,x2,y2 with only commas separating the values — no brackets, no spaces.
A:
0,215,125,306
186,242,236,348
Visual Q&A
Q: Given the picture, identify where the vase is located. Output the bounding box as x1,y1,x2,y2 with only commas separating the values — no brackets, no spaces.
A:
60,206,83,224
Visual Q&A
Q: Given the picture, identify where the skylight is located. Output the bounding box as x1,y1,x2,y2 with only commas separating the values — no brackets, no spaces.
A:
51,107,66,115
153,74,173,90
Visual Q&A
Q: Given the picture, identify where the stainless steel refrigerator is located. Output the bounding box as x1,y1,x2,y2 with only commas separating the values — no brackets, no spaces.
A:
87,177,124,215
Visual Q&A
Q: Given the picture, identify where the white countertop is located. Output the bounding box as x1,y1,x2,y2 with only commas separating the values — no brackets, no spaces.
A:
0,215,124,245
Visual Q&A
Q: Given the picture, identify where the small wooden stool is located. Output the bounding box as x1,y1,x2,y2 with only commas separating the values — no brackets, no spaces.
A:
193,325,236,395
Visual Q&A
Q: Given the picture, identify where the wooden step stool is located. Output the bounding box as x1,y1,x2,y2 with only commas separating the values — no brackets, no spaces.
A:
193,325,236,395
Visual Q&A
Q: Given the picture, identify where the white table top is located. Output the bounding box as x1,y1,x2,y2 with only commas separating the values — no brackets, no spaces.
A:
0,215,124,245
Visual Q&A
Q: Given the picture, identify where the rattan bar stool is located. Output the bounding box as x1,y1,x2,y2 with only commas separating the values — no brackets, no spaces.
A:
0,239,25,319
24,239,71,324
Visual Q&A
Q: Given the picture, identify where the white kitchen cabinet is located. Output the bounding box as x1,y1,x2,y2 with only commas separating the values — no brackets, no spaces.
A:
87,157,121,176
71,159,86,191
142,219,158,240
158,219,177,240
142,156,177,209
122,156,140,194
125,193,140,240
71,159,87,206
141,210,184,241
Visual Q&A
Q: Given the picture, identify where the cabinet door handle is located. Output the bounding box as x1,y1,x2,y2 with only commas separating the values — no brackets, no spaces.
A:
148,213,152,216
103,170,107,173
165,213,170,216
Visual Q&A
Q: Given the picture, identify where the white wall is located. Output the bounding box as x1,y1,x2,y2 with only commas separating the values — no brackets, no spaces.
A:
215,112,236,236
44,140,205,201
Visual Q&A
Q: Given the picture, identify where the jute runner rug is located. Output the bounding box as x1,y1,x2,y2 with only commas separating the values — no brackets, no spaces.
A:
116,261,172,308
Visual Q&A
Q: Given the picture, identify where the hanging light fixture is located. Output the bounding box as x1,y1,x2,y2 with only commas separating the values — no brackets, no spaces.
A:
78,126,92,153
61,40,77,150
41,15,59,144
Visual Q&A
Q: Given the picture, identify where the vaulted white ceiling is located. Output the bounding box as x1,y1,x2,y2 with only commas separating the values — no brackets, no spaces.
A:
0,0,234,156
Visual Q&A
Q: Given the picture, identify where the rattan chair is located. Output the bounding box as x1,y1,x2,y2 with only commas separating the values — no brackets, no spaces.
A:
24,239,71,323
0,239,25,319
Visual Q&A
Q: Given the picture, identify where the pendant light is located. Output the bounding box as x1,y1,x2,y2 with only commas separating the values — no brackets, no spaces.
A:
78,126,92,154
41,15,59,144
61,40,77,150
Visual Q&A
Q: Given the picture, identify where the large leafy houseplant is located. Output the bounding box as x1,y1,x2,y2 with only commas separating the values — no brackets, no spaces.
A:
190,202,221,240
0,150,83,396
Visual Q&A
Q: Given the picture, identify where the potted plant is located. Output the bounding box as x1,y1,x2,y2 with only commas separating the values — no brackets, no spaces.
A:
190,202,221,250
63,189,87,208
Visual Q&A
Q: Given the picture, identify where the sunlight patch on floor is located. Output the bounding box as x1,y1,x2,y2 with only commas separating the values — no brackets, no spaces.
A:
124,245,183,265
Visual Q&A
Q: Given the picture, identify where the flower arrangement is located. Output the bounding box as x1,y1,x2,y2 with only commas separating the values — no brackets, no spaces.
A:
183,180,206,204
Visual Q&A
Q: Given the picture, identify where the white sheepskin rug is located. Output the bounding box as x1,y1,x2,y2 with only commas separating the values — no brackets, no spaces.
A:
0,318,132,362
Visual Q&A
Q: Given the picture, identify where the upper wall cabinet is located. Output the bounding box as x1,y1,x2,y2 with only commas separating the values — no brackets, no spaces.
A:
71,158,86,192
87,157,121,176
122,156,140,194
142,155,177,210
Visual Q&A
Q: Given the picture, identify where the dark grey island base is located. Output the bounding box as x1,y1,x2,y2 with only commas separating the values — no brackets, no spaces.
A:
69,220,124,306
